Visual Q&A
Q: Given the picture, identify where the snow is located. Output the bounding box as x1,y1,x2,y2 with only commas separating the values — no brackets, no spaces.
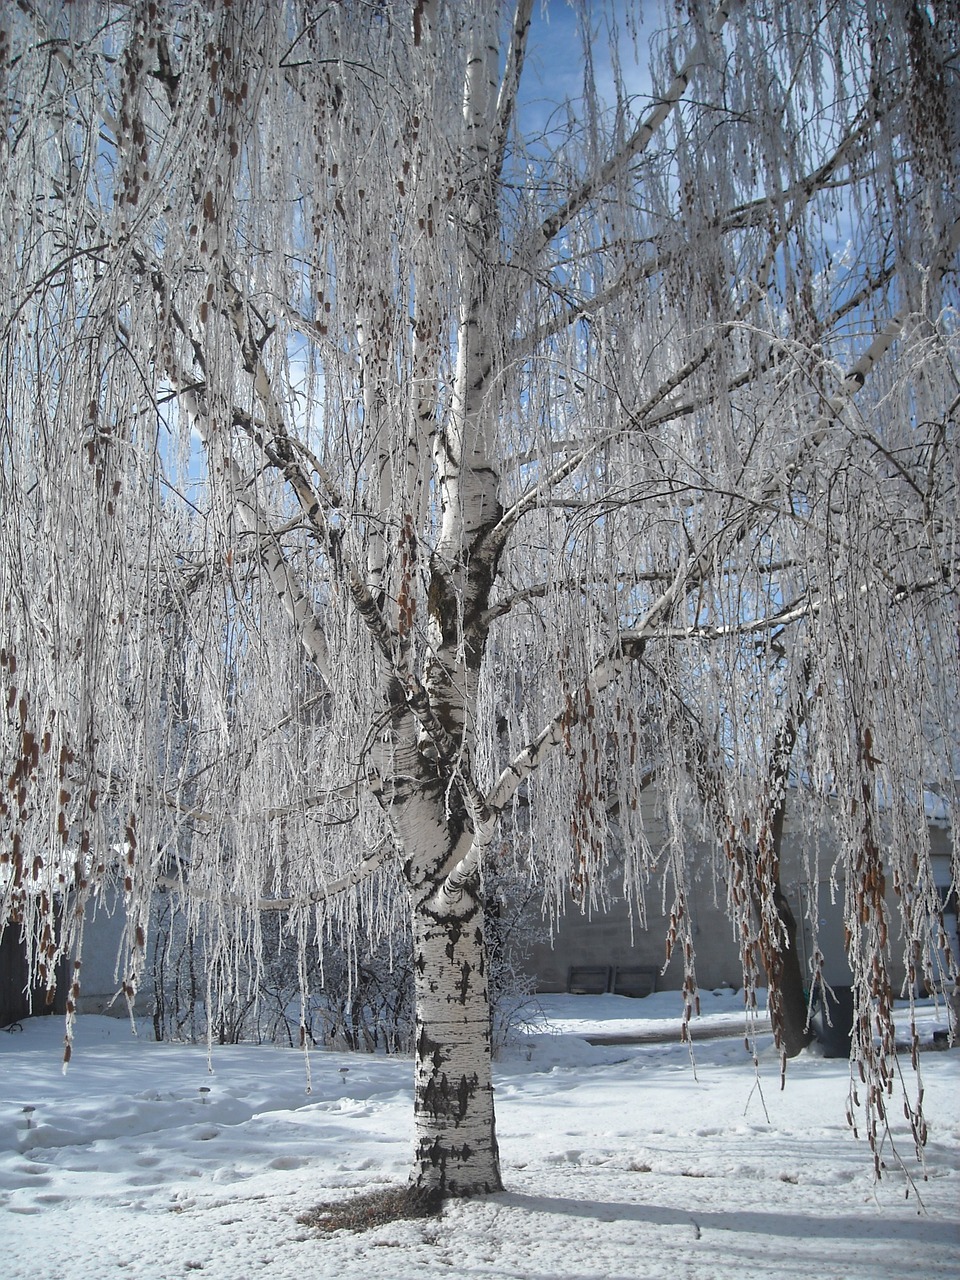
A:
1,992,957,1280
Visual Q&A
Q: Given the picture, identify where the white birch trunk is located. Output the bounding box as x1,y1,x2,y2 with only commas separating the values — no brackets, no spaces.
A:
409,856,500,1195
367,681,500,1191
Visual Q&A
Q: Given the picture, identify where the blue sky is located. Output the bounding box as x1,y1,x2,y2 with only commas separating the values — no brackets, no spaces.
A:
516,1,659,137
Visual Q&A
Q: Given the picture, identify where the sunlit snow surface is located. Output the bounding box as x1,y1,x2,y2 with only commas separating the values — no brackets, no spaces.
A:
1,992,957,1279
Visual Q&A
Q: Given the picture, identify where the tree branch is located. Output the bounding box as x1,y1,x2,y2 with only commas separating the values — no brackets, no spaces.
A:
484,212,960,817
489,0,535,186
514,0,735,266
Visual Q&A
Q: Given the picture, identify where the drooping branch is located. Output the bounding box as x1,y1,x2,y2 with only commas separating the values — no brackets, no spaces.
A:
480,568,676,627
164,268,492,822
157,838,393,912
649,653,816,1059
514,108,882,357
484,224,960,828
175,386,335,688
496,201,921,553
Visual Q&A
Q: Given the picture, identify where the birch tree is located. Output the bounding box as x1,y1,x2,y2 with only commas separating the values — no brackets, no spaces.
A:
1,0,958,1198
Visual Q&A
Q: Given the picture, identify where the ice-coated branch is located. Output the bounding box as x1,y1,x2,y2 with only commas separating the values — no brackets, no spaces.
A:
516,0,736,265
213,278,493,819
156,839,393,912
484,555,694,816
515,109,879,358
489,0,535,185
487,219,960,818
176,387,335,688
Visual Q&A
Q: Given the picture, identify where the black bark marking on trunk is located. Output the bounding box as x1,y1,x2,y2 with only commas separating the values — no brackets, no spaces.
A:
428,512,505,669
416,1134,452,1183
421,1075,448,1119
420,1070,482,1123
384,673,409,716
413,1134,502,1199
457,1072,480,1119
458,959,472,1003
416,1022,445,1073
444,918,463,961
427,563,459,649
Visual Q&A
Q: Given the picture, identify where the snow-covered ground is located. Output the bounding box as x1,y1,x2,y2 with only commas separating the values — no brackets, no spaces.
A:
1,991,957,1280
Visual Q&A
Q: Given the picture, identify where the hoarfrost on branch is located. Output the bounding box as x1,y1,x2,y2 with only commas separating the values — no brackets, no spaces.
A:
1,0,957,1195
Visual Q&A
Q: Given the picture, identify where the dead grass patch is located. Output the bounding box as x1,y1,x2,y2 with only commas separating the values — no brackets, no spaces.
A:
298,1184,444,1235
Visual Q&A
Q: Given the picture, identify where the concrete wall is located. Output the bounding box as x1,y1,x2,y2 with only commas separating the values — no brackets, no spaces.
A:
526,860,745,994
525,815,955,997
71,890,151,1017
